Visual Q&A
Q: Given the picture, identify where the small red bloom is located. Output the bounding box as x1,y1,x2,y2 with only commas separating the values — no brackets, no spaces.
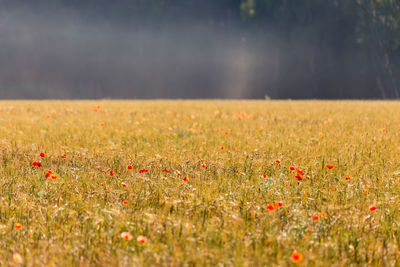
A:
32,161,42,167
370,205,377,211
345,176,351,181
110,170,115,176
100,169,106,173
61,155,67,159
275,159,281,164
312,215,319,221
306,176,310,179
289,166,295,171
121,182,128,187
139,169,149,174
326,164,334,169
220,146,225,150
183,176,189,182
15,223,22,229
295,174,303,181
162,168,170,173
122,200,128,205
297,169,304,175
201,164,206,168
127,165,133,171
40,152,45,157
51,175,57,179
263,174,267,178
45,170,52,178
267,204,275,211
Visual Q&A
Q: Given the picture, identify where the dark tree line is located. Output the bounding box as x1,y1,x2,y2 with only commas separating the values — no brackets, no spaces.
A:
0,0,399,99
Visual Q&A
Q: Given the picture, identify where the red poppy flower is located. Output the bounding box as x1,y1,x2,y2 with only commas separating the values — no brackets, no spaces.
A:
32,161,42,167
291,251,303,263
201,164,206,168
110,170,115,177
127,165,133,171
162,168,170,173
15,223,22,229
51,175,57,179
122,200,128,205
332,185,337,191
312,215,319,221
321,212,328,218
100,169,106,173
137,235,148,244
295,174,303,181
120,232,133,240
220,146,225,150
326,164,334,169
275,160,281,164
297,169,304,175
370,205,377,211
121,182,127,187
161,177,167,181
183,176,189,182
45,170,52,178
139,169,149,174
40,152,45,157
277,202,283,207
306,176,310,179
61,156,67,159
362,189,368,194
263,174,267,178
289,166,295,171
266,205,275,212
345,176,351,181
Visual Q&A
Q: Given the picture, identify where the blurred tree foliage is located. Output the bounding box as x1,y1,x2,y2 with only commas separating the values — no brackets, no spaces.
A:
1,0,400,98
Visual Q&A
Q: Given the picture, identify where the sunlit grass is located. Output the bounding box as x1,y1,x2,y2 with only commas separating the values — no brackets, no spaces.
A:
0,100,399,266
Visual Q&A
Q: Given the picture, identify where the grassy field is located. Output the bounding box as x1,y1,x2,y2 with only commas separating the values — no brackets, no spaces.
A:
1,100,400,266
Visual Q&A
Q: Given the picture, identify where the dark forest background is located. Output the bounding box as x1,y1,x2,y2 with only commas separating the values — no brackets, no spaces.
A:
0,0,399,99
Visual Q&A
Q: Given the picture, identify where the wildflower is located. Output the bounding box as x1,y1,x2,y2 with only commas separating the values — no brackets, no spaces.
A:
306,225,313,231
137,177,143,181
183,176,189,182
139,169,149,174
305,176,310,179
45,170,52,178
295,174,302,181
370,205,377,211
122,200,128,205
127,165,133,171
61,155,67,159
362,189,368,194
312,215,319,221
40,152,45,157
32,161,42,167
275,159,281,164
267,204,275,212
263,174,267,178
100,169,106,173
224,131,229,136
332,185,337,191
13,253,23,264
100,122,105,127
162,168,170,173
51,175,57,179
289,166,295,171
15,223,22,229
161,177,167,181
291,251,303,263
121,182,128,187
326,164,334,169
137,235,148,244
110,170,115,177
220,146,225,150
120,232,133,240
297,169,304,175
321,212,328,218
345,176,351,181
201,164,206,168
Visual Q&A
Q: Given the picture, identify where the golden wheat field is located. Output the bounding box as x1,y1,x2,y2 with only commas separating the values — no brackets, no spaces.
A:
1,100,400,266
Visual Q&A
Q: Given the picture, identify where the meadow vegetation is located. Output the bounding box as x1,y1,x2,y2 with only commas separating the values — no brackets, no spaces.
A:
0,100,400,266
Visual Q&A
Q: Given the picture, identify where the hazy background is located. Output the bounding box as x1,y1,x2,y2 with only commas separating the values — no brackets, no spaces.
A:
0,0,399,99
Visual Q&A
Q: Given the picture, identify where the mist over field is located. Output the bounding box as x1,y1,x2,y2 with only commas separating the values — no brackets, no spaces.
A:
0,0,399,99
